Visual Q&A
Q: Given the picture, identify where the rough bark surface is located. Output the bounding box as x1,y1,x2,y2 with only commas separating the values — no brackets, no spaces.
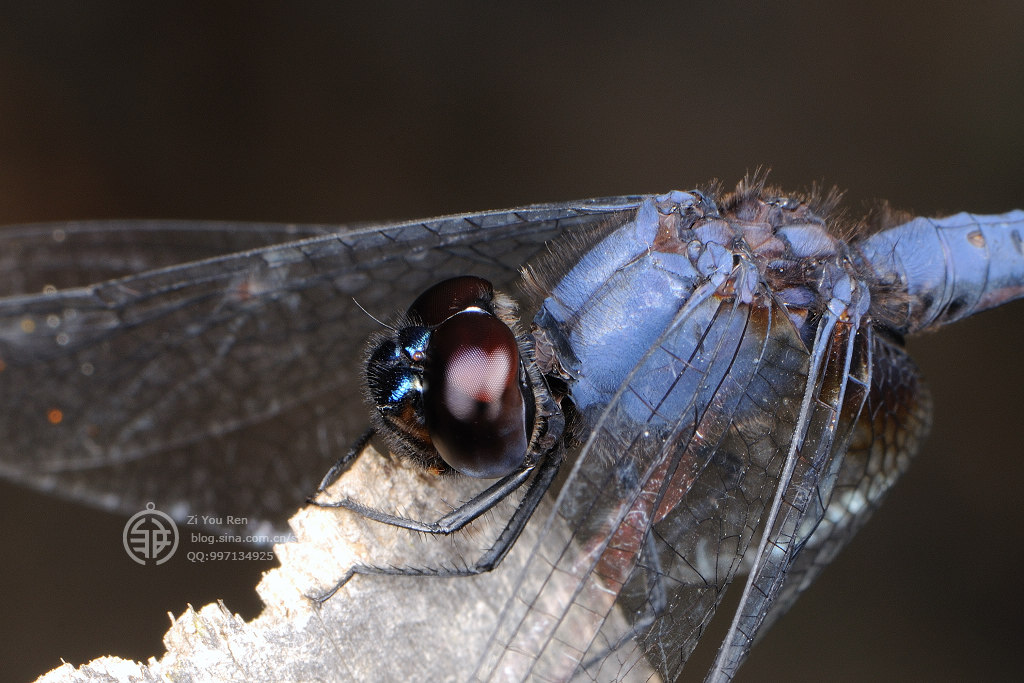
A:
35,445,652,682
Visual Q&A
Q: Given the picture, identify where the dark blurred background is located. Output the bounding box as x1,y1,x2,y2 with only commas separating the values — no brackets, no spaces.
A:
1,3,1021,682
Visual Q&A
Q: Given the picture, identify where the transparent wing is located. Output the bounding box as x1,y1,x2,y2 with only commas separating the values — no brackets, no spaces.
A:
0,220,345,296
0,197,645,538
476,263,825,681
707,286,872,680
753,334,931,641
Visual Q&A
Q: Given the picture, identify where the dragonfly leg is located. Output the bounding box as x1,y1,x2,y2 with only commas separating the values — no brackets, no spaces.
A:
308,449,562,604
307,426,377,500
309,462,534,534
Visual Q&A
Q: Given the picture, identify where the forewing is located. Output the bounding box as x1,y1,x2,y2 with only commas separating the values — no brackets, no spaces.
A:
0,220,344,296
708,291,873,680
0,198,644,537
477,273,817,681
754,334,931,638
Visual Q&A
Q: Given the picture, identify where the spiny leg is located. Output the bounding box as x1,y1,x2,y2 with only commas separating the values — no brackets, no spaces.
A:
310,447,563,604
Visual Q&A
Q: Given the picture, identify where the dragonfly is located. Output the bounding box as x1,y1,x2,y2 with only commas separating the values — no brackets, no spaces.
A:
0,177,1021,681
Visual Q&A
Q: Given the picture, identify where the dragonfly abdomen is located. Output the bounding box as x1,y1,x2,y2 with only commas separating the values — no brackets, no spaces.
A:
857,210,1024,333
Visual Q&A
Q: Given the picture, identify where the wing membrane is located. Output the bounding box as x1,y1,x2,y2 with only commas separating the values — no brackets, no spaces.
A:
477,267,817,681
0,198,645,536
754,335,930,639
708,285,872,680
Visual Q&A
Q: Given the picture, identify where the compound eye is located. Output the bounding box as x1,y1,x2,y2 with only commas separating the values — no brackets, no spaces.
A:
408,276,494,327
423,310,528,478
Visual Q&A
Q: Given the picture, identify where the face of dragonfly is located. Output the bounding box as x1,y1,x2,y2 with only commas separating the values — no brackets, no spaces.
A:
0,179,1020,681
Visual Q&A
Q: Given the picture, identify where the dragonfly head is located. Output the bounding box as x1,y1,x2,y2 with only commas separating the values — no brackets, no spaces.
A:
364,276,541,479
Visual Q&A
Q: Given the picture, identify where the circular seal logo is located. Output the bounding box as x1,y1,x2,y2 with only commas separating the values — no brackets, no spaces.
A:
123,502,179,565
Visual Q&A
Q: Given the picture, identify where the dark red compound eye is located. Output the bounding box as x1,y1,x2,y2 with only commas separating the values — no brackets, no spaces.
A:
408,275,494,327
422,309,528,478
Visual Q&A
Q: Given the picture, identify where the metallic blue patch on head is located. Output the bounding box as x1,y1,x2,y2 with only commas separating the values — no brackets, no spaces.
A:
388,371,417,404
399,326,430,358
